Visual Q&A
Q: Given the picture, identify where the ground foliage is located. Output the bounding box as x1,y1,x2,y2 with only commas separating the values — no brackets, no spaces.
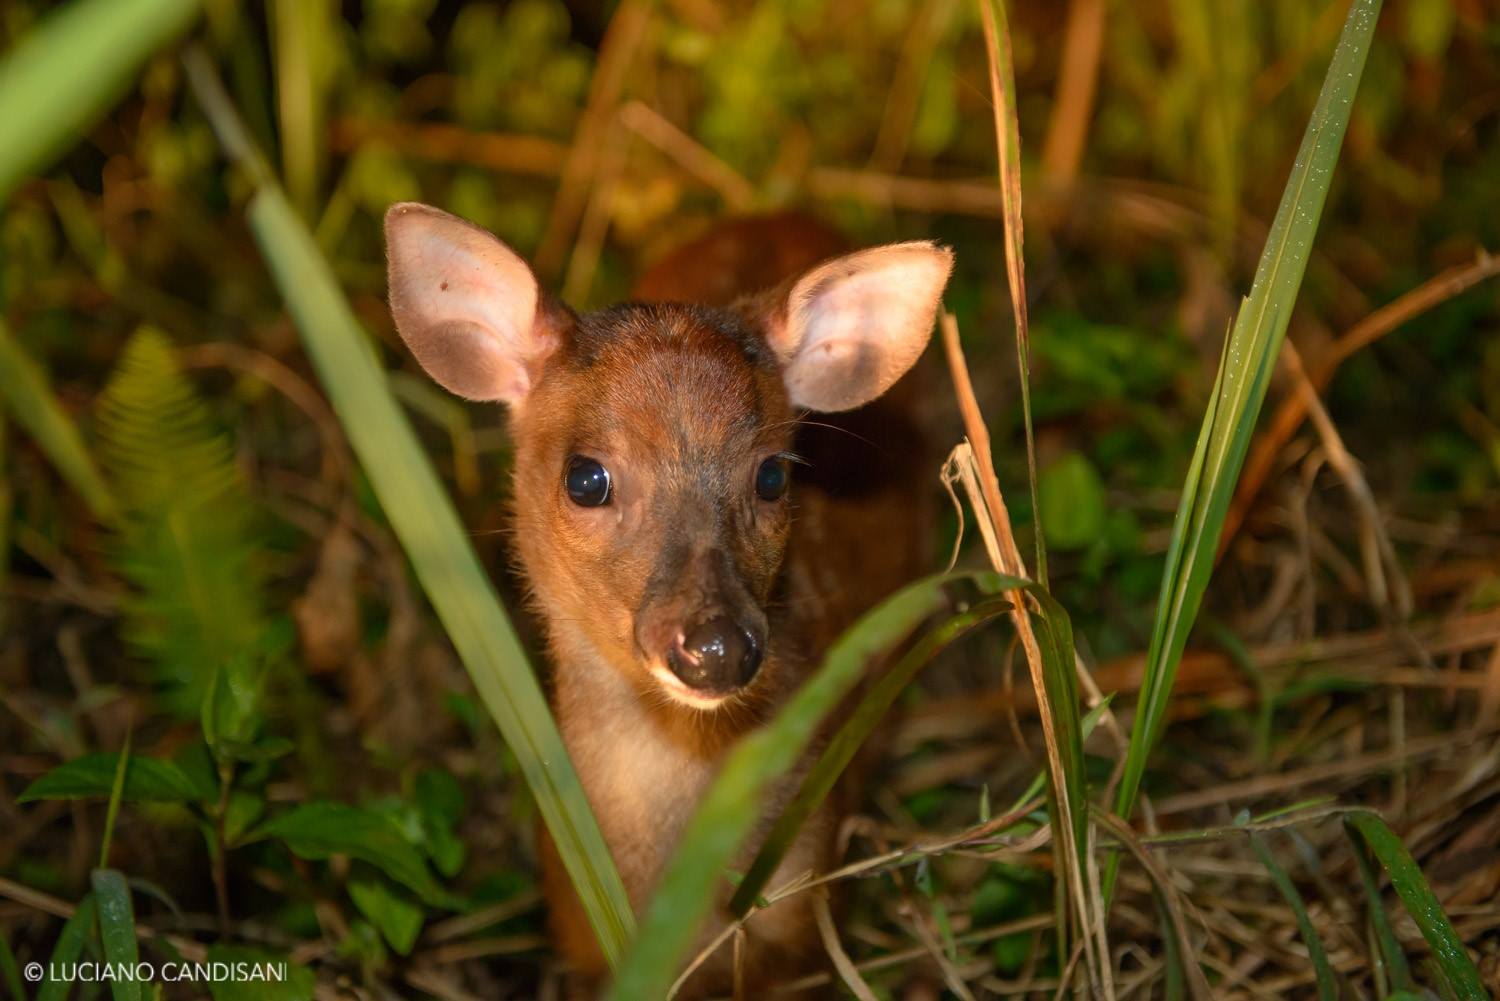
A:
2,0,1500,998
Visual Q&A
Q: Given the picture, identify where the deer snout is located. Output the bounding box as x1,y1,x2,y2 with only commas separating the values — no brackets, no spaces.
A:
667,615,764,693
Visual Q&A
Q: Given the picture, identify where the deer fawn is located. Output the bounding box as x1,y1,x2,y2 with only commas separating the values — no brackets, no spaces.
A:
385,205,953,996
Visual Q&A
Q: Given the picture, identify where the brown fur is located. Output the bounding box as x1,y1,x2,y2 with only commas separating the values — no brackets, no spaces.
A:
524,218,934,997
384,205,942,997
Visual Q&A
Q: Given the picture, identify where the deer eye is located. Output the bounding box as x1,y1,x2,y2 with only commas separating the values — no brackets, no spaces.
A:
565,456,612,507
755,456,790,502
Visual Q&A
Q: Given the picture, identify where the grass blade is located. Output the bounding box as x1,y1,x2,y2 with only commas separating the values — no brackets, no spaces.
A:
1344,812,1486,1000
0,0,201,204
607,570,1010,1001
99,732,133,868
0,321,118,522
1094,809,1211,1001
1348,816,1416,993
729,595,1014,916
36,894,97,1001
269,0,332,216
1250,832,1338,1001
0,934,23,1001
179,50,635,965
941,347,1104,991
1110,0,1384,840
1004,695,1113,816
975,0,1045,585
91,869,141,1001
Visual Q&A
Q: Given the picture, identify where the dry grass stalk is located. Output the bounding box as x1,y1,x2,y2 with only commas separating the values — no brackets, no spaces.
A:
1040,0,1106,186
814,892,879,1001
561,114,632,304
1223,250,1500,555
1283,340,1412,620
939,312,1112,997
533,0,653,280
617,100,756,210
329,119,568,175
868,0,960,171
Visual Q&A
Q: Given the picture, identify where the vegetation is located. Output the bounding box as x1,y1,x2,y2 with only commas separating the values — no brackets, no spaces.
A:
2,0,1499,998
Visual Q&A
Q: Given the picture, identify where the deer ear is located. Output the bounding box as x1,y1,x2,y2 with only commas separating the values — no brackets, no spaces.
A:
764,242,954,412
384,202,561,404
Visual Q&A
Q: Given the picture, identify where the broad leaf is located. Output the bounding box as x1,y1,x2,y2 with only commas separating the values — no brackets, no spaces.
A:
91,870,141,1001
19,753,213,804
348,876,424,955
259,802,457,909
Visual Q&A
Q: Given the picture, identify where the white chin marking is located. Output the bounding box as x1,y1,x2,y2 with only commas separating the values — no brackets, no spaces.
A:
648,663,733,711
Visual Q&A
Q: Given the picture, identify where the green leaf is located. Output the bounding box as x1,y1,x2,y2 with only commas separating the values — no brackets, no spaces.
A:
1037,452,1107,552
1250,833,1337,1001
1344,812,1486,1000
348,876,424,955
182,50,632,966
729,595,1012,915
415,769,465,826
204,946,314,1001
37,894,97,1001
201,652,270,756
0,0,202,205
1109,0,1385,878
415,769,468,877
19,753,214,804
0,321,117,520
1349,817,1415,994
0,934,24,1001
223,792,266,846
259,802,457,909
91,870,141,1001
1402,0,1454,60
99,735,133,867
98,328,270,717
608,571,1015,1000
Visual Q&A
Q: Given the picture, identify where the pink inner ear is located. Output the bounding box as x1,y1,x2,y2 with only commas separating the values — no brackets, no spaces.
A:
774,242,954,412
385,202,547,404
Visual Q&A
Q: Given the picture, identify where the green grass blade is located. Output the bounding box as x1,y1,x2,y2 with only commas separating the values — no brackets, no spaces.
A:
1348,817,1416,993
37,894,97,1001
607,571,1010,1000
1110,0,1383,834
1250,833,1338,1001
729,595,1014,916
91,870,142,1001
0,0,202,204
0,933,23,1001
180,52,635,965
99,732,133,868
1003,694,1113,817
1344,812,1486,1000
269,0,333,216
0,321,118,522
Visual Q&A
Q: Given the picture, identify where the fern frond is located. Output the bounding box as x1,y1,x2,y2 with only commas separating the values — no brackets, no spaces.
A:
96,328,267,716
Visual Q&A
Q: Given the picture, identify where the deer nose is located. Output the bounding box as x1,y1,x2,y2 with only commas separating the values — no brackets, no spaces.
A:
667,615,763,692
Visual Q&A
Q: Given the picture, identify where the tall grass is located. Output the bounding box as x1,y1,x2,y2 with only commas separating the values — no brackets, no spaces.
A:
0,322,117,522
0,0,201,205
606,571,1015,1000
2,0,1484,995
176,51,637,967
1108,0,1383,869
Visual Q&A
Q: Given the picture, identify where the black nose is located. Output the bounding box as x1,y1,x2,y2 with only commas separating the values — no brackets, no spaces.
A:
667,616,763,692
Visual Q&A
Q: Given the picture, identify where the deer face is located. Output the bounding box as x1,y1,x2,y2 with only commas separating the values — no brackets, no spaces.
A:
384,203,952,709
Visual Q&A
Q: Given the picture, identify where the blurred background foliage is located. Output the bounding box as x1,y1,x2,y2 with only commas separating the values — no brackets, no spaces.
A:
3,0,1499,997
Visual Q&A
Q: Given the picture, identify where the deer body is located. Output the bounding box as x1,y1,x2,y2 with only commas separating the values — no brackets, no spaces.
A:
385,208,952,996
